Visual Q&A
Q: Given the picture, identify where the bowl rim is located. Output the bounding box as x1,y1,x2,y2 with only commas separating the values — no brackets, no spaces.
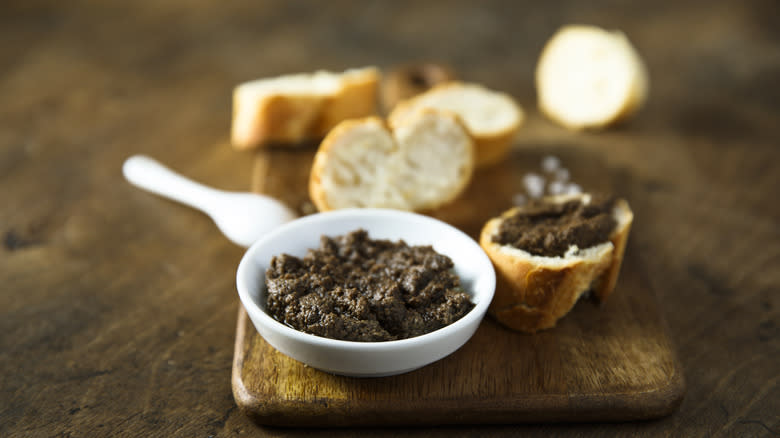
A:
236,208,495,351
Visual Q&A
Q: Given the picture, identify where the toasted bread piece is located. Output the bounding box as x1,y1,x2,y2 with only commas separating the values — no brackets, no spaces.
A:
536,25,648,130
309,109,474,212
480,194,633,333
388,82,523,167
231,67,379,149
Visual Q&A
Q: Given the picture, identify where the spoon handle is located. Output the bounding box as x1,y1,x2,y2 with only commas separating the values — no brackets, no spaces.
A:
122,155,219,212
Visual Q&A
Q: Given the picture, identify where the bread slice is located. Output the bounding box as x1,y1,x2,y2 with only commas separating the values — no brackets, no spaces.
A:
309,109,474,212
388,82,523,168
536,25,648,130
231,67,379,149
479,193,633,333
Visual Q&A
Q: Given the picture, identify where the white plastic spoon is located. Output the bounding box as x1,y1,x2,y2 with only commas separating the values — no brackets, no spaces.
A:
122,155,297,247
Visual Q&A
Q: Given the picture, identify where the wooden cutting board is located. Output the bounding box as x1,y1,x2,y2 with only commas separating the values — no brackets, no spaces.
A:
231,145,685,427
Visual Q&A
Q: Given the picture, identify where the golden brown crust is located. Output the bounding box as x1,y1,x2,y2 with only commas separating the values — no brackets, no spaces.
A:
231,94,323,149
231,68,380,150
593,199,633,301
480,197,633,333
316,70,380,136
469,130,516,168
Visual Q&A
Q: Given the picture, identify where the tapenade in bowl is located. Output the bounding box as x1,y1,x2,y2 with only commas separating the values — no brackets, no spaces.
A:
236,208,495,377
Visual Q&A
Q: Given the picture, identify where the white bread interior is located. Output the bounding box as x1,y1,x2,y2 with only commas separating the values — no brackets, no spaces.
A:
231,67,379,149
536,25,648,130
309,109,474,212
388,82,523,167
480,193,633,333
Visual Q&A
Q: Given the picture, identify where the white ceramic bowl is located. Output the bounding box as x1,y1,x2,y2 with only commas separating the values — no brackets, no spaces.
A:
236,208,495,377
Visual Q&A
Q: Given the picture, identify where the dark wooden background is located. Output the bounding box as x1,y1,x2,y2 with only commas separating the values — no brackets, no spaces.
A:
1,0,778,436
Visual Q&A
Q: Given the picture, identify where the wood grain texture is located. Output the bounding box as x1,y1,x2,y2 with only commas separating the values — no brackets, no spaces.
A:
232,147,684,427
1,0,778,436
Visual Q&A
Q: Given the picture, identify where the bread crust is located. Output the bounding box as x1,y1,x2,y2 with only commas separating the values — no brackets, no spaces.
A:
468,129,517,168
480,196,633,332
388,82,522,168
231,68,380,150
593,199,633,301
316,70,381,136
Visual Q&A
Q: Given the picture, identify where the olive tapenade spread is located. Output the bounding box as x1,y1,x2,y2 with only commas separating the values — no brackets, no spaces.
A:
493,195,617,257
265,229,474,342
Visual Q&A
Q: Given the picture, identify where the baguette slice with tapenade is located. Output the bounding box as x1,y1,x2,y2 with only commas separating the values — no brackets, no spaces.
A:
309,109,474,212
231,67,379,149
480,193,633,333
388,82,523,168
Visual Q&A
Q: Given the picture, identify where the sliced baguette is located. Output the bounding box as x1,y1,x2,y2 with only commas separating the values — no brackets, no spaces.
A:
536,25,648,130
388,82,523,168
231,67,379,149
309,109,474,212
480,193,633,333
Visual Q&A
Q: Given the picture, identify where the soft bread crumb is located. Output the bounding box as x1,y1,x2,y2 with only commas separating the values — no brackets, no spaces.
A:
536,25,648,130
388,82,523,167
309,110,474,212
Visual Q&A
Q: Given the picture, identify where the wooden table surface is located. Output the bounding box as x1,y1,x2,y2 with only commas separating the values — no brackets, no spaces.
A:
2,0,778,436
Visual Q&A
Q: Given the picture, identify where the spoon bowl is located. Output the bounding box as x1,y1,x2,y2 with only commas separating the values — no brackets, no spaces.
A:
208,191,297,247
